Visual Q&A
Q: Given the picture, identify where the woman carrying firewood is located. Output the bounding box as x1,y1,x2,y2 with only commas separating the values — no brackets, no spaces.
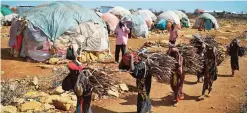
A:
119,50,152,113
167,44,185,106
62,60,93,113
200,46,218,98
228,39,240,76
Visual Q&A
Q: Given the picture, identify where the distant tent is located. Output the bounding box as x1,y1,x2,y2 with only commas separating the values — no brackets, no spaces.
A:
120,14,149,38
194,13,219,30
155,19,167,30
16,6,34,14
133,9,157,29
157,10,180,26
1,6,14,16
173,11,190,28
108,6,131,18
9,1,109,62
101,13,119,32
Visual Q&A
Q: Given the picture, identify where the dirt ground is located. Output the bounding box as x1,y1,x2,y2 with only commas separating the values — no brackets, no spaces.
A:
1,18,247,113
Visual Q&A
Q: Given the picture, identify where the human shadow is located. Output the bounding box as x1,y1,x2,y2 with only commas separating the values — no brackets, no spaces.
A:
217,74,233,77
1,48,26,61
91,105,118,113
183,80,198,85
151,93,200,107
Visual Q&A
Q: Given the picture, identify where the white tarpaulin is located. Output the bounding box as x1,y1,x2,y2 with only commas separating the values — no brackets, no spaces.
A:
173,11,190,26
133,9,157,22
108,6,131,17
158,10,180,25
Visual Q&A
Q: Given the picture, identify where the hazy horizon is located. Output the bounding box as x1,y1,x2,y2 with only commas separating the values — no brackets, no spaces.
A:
1,1,247,13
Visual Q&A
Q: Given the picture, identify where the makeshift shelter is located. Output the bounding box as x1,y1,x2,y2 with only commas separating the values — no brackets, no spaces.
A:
155,19,167,30
101,13,119,32
133,9,157,29
157,10,180,26
16,6,34,14
108,6,131,18
1,6,13,16
193,13,219,30
9,1,110,62
120,14,149,38
173,11,190,28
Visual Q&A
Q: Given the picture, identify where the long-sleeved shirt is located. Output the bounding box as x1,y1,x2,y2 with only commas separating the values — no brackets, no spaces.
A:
115,25,130,45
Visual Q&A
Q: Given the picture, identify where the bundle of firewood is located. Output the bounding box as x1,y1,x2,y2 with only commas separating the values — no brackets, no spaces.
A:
190,35,226,66
176,43,204,74
140,52,176,83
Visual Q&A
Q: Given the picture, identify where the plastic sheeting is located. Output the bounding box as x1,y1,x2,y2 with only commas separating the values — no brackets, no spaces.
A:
96,12,103,17
194,13,219,29
108,6,131,17
158,10,180,25
155,19,167,30
1,6,13,16
121,15,149,38
101,13,119,31
173,11,190,27
133,10,157,22
20,1,106,42
16,6,34,14
3,13,18,22
69,21,109,53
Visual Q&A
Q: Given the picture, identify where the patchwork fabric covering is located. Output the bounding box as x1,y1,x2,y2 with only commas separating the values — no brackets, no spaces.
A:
108,6,131,17
173,11,190,27
158,10,180,25
121,14,149,38
133,10,157,29
8,1,110,62
101,13,119,31
193,13,219,29
20,1,106,42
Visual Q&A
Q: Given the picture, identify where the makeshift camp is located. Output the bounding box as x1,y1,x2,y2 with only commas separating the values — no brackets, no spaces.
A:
101,13,119,32
193,13,219,30
120,14,149,38
8,1,110,62
132,10,157,29
173,11,190,28
157,10,180,26
108,6,131,18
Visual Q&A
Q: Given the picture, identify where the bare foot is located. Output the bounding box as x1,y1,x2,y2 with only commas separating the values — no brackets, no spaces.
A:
198,95,205,101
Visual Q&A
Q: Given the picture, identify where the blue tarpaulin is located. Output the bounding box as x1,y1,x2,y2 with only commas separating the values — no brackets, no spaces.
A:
156,19,167,30
20,1,106,42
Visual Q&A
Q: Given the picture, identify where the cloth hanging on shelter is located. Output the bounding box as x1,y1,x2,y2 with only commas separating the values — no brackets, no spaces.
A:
204,19,212,30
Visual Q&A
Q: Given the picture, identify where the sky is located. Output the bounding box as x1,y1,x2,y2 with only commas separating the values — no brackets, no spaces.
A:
1,1,247,13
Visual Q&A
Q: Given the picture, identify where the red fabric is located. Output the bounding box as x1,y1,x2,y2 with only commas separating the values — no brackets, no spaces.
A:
80,99,83,113
16,34,23,50
68,62,83,71
122,52,139,66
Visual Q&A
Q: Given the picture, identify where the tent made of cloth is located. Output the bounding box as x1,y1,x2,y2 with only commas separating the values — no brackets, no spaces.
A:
173,11,190,27
1,6,14,16
108,6,131,17
155,19,167,30
132,9,157,22
20,1,106,42
101,13,119,32
120,14,149,38
193,13,219,29
158,10,180,26
16,6,34,14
